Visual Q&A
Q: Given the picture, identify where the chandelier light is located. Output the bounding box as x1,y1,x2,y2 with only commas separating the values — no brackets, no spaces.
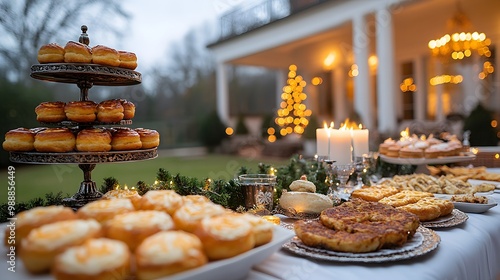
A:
427,3,494,79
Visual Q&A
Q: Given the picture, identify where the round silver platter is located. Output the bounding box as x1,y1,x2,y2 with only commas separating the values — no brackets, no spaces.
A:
9,148,158,164
30,63,141,86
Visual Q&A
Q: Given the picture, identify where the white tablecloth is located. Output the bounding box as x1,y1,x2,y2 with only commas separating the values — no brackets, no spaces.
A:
249,192,500,280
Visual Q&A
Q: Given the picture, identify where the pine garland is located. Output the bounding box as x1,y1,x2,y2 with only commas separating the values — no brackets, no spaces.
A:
0,155,409,223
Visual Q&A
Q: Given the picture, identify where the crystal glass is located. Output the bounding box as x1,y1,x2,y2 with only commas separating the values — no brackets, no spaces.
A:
324,160,340,203
333,164,355,200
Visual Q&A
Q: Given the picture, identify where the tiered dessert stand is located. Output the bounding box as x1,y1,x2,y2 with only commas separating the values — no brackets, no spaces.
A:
8,26,158,209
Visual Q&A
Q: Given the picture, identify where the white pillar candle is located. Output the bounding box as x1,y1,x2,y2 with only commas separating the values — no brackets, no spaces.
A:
352,129,369,158
330,129,352,165
316,128,329,157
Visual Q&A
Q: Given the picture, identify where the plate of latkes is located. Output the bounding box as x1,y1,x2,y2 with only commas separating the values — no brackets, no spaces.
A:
282,226,440,263
420,209,468,228
449,195,498,214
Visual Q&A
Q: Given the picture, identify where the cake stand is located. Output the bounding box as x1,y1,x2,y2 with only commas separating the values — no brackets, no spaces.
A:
8,26,158,209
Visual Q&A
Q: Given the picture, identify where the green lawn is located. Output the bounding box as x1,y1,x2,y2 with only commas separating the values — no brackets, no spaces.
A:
0,154,290,203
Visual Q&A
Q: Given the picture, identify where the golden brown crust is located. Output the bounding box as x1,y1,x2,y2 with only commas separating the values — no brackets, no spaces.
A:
110,127,142,150
135,231,207,279
37,43,65,63
76,128,112,152
64,101,97,122
118,51,137,70
35,101,66,122
64,41,92,63
397,197,454,221
33,128,75,152
114,99,135,119
351,185,400,202
96,100,124,122
378,190,434,207
77,199,135,224
3,206,77,249
194,215,255,260
91,45,120,67
135,128,160,149
297,199,420,253
137,190,183,215
2,128,36,152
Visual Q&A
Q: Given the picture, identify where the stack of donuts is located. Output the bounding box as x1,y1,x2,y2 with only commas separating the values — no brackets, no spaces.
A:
35,99,136,123
4,190,276,279
37,41,137,70
2,126,159,152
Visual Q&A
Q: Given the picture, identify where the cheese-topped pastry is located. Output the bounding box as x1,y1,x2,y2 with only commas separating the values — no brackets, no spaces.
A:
19,219,102,274
77,198,134,224
135,231,207,279
53,238,130,280
194,215,255,260
172,202,227,233
104,210,174,252
137,190,183,215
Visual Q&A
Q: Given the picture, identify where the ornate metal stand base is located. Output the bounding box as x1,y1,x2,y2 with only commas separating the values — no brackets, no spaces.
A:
62,164,102,210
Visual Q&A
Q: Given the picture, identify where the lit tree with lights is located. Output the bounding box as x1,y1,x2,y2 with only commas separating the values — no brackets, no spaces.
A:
270,64,312,142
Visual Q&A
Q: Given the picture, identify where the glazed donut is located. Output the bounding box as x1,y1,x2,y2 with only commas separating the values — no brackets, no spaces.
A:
77,198,135,224
135,231,207,279
137,190,183,215
35,101,66,123
113,99,135,119
19,219,102,274
172,202,227,233
76,128,112,152
37,43,65,63
118,51,138,70
194,214,255,260
102,189,142,209
64,101,97,122
110,127,142,150
64,41,92,63
53,238,130,280
135,128,160,149
3,205,77,249
33,127,75,152
2,128,36,152
97,100,124,122
91,45,120,67
104,210,174,252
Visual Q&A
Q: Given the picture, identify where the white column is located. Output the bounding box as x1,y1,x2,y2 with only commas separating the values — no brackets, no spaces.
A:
352,14,373,129
333,67,347,125
375,7,397,133
414,56,426,121
216,62,229,125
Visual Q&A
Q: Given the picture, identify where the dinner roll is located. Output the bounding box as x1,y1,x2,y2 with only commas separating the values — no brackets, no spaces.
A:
35,101,66,123
114,99,135,119
2,128,36,152
64,41,92,63
289,179,316,193
91,45,120,67
33,128,75,152
37,43,65,63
